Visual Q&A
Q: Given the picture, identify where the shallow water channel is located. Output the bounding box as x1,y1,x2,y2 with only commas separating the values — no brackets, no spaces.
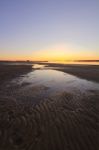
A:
10,64,99,97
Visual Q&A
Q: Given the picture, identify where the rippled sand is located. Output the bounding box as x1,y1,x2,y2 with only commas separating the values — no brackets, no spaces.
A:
0,89,99,150
0,64,99,150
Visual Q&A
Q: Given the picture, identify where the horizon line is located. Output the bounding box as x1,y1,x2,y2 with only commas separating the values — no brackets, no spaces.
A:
0,59,99,62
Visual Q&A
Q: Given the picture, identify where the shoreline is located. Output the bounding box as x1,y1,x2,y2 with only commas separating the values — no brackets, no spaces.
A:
0,63,99,84
44,63,99,83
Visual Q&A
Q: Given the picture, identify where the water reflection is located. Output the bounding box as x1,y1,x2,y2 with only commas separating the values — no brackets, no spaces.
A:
11,69,99,95
32,64,46,69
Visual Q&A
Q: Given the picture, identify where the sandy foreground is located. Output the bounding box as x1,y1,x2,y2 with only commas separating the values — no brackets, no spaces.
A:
0,64,99,150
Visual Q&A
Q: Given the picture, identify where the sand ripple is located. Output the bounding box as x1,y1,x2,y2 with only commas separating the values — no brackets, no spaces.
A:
0,91,99,150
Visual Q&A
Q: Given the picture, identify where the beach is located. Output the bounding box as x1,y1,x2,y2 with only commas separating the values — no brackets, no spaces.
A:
0,64,33,85
0,63,99,150
45,63,99,83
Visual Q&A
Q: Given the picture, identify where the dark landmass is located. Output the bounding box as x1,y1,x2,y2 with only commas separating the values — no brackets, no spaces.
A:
74,60,99,62
0,60,48,64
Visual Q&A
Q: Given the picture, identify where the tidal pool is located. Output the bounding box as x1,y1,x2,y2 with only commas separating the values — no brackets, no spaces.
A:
11,65,99,96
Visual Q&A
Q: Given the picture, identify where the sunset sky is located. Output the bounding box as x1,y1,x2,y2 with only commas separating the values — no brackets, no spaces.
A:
0,0,99,61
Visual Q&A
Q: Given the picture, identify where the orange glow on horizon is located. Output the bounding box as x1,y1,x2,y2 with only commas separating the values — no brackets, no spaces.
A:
0,54,98,61
0,44,98,61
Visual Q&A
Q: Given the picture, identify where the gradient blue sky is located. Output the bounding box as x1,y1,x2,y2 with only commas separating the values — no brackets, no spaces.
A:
0,0,99,60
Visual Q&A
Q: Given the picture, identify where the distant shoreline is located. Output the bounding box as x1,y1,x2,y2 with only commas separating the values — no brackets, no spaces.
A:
0,60,99,63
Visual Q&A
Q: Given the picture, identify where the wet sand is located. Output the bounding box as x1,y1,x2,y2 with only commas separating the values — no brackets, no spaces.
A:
0,64,99,150
45,63,99,83
0,64,33,85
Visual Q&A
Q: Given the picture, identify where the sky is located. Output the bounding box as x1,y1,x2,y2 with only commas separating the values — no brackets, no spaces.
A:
0,0,99,61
